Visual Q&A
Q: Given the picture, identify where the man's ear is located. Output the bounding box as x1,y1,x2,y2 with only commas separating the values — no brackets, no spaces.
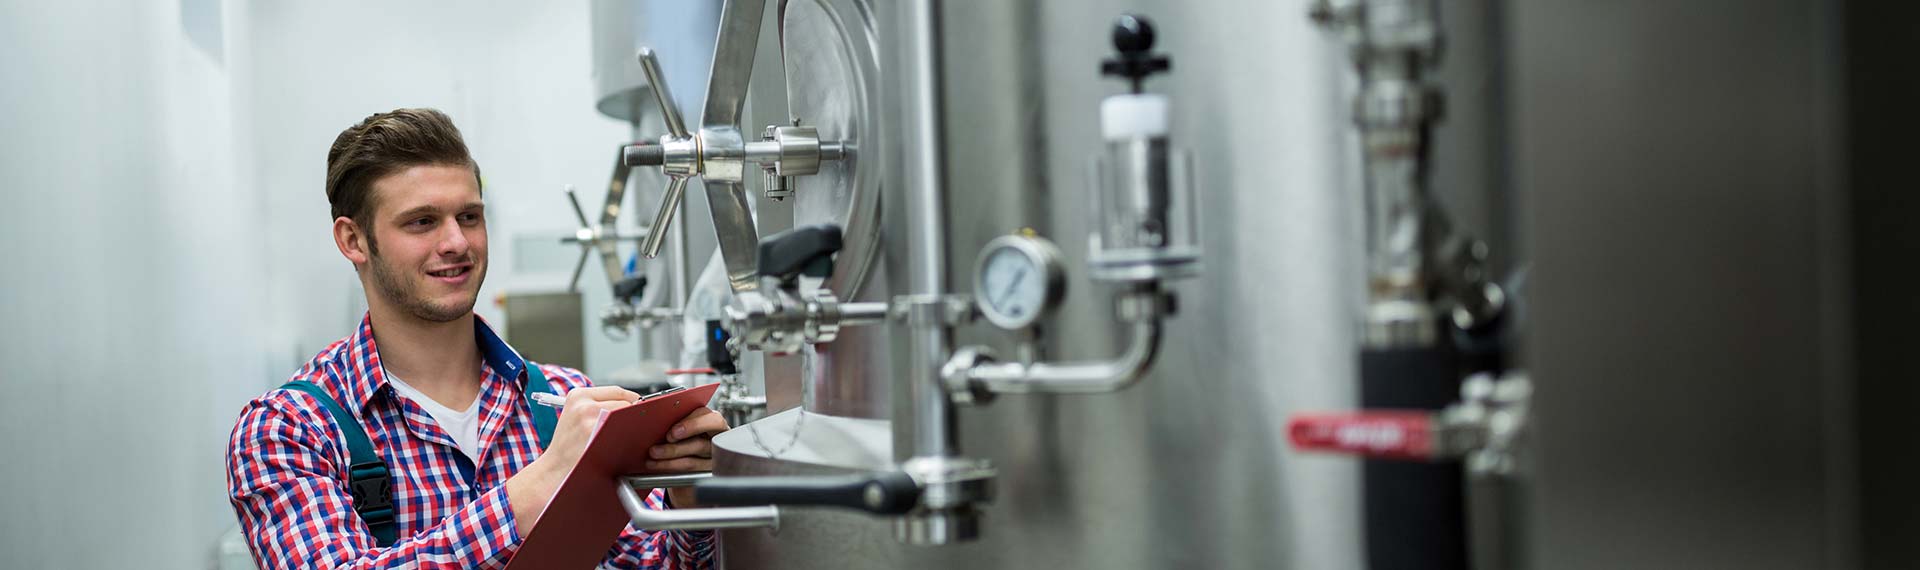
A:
334,216,372,265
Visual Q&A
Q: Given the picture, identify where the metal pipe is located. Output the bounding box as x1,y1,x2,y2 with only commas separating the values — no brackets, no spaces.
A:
902,0,955,461
967,319,1163,394
836,301,891,327
819,141,848,161
617,477,780,531
622,472,716,488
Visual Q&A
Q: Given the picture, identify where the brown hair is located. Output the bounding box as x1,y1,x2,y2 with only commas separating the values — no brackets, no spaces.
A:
325,108,482,252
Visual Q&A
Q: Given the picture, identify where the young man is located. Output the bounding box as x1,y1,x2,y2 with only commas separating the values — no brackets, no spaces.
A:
227,108,727,569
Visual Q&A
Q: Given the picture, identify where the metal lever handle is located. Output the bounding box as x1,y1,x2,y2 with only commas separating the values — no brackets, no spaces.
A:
640,176,689,259
619,473,779,531
692,471,921,515
636,47,688,140
632,47,692,260
1288,411,1440,461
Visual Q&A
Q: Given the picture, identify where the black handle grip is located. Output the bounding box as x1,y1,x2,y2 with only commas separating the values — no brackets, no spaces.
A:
614,276,648,304
705,320,738,375
756,224,843,286
693,471,920,515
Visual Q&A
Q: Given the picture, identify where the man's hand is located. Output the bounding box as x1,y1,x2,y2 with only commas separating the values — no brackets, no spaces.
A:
505,386,640,538
648,406,730,508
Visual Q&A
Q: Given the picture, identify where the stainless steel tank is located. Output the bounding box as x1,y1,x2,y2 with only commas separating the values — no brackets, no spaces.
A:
709,0,1367,567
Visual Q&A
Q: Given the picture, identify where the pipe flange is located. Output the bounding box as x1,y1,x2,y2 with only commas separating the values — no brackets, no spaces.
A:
804,292,843,344
899,455,996,508
941,346,998,406
772,125,822,176
659,136,702,178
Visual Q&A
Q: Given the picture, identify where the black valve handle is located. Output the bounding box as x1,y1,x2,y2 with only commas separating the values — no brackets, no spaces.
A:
613,275,648,304
1100,14,1171,93
705,320,739,376
756,224,844,288
693,471,920,515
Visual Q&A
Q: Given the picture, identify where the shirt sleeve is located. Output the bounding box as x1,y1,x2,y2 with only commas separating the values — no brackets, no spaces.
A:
227,392,524,570
600,488,718,570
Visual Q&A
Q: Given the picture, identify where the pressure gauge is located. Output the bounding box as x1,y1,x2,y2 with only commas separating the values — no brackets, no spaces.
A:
973,233,1067,331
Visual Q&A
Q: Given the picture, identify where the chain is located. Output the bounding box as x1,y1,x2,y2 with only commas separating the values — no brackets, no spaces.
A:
746,405,806,459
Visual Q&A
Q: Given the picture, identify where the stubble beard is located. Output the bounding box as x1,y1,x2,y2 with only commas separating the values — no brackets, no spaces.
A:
368,251,481,323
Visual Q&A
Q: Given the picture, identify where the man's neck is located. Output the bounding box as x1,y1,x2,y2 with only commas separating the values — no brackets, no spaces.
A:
367,304,484,411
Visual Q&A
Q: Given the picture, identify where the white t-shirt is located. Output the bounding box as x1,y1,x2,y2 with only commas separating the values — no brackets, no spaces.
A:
385,370,484,464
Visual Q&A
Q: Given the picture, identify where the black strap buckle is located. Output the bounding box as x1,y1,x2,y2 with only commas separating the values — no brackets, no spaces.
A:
347,461,395,519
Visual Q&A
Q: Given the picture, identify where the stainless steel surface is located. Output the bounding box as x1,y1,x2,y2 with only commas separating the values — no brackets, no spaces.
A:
501,291,587,370
592,0,723,123
896,0,954,464
700,0,767,136
1512,0,1851,568
705,179,763,293
779,0,895,421
591,0,655,123
617,477,780,530
712,0,1359,566
782,0,884,302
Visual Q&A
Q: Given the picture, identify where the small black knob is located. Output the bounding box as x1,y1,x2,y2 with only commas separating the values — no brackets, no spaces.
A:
1100,14,1172,94
1112,14,1155,54
756,224,844,288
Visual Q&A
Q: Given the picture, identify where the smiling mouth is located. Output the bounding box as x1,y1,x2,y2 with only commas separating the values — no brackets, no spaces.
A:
428,266,471,278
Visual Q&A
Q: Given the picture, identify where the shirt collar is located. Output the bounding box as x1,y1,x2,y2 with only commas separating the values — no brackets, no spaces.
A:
342,312,530,412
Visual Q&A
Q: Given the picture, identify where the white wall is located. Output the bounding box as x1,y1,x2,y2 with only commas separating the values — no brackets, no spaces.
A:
243,0,644,378
0,1,646,566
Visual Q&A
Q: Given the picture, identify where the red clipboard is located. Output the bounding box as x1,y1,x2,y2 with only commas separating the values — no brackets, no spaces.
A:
506,382,721,569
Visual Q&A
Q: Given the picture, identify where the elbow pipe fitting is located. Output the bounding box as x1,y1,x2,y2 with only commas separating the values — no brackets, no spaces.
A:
618,474,780,531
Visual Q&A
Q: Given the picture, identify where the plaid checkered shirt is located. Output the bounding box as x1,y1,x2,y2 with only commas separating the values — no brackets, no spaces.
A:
226,314,716,569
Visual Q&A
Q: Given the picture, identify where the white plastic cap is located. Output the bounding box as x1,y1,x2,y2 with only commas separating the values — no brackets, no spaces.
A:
1100,93,1169,141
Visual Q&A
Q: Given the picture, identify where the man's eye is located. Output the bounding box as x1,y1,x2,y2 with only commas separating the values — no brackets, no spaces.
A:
410,218,434,228
458,212,482,224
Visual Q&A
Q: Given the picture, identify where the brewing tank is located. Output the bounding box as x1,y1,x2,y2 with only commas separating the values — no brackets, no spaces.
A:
709,0,1366,567
591,0,720,124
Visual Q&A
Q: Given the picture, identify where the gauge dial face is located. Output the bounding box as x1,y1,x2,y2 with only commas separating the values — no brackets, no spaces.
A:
975,236,1063,330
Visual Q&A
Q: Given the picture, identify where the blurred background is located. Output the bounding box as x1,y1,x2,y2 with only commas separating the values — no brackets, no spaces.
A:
3,0,1919,569
0,1,686,567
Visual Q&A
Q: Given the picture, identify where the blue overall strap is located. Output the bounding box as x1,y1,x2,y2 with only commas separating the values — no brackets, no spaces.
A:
523,365,558,449
281,380,398,547
475,317,556,449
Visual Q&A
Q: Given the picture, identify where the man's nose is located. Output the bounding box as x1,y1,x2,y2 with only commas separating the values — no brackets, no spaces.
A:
436,220,470,256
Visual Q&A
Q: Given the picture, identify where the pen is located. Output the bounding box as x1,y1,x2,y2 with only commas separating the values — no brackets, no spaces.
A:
530,391,567,409
530,386,690,410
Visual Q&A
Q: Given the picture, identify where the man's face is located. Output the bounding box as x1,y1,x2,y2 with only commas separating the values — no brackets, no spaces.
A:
360,164,487,323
